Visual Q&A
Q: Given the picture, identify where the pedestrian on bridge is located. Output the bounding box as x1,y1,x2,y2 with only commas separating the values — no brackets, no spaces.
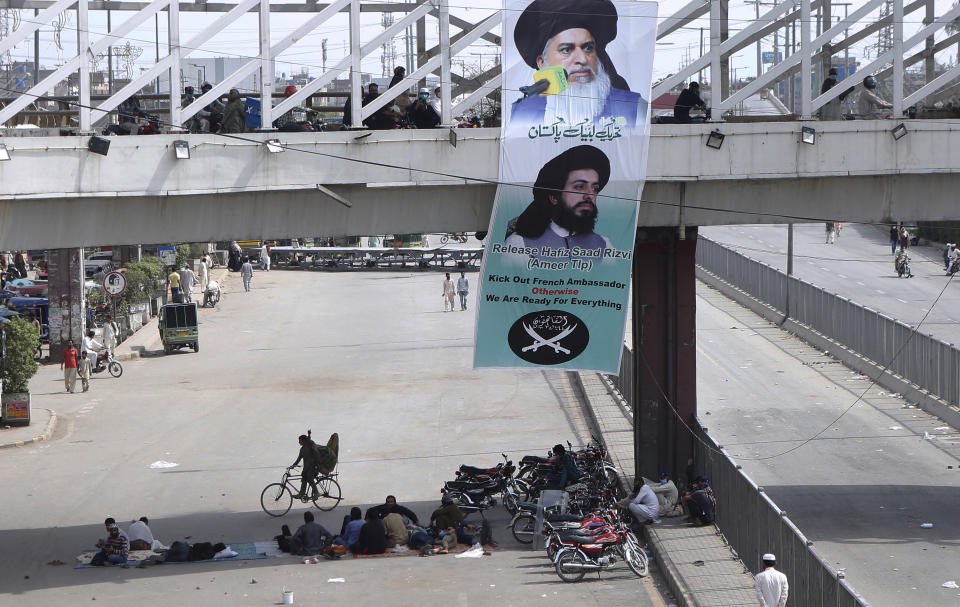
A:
241,257,254,292
442,273,456,311
754,553,789,607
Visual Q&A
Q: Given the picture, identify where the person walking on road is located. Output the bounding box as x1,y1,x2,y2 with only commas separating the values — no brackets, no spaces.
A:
456,272,469,311
825,221,836,244
890,224,900,255
754,553,789,607
899,226,910,251
78,351,92,392
198,256,209,293
60,339,79,393
179,263,196,304
260,243,271,271
442,273,456,312
168,267,182,303
102,315,119,358
241,256,254,292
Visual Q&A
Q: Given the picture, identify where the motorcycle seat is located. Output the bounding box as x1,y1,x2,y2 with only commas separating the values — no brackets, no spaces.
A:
521,455,551,464
516,501,538,512
546,513,585,523
444,480,495,491
460,464,498,476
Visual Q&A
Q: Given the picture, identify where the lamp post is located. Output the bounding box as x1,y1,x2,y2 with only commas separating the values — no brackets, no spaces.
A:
190,63,206,88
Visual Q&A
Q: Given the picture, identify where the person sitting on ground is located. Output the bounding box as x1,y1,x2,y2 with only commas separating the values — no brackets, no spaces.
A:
100,517,128,541
91,523,129,566
620,478,660,525
334,507,364,548
404,518,434,551
288,434,319,501
366,495,420,526
553,444,582,488
682,477,716,526
382,511,409,549
350,511,387,555
280,511,334,556
127,516,159,551
430,494,465,532
652,472,681,516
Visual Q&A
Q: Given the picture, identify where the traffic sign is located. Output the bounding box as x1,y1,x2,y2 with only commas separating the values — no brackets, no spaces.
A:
103,270,126,296
158,246,176,266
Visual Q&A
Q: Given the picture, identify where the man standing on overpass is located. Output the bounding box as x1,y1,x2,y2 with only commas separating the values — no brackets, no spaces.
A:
754,553,789,607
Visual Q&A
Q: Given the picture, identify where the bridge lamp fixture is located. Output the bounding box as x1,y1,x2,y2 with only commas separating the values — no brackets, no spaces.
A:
800,126,816,145
265,139,284,153
705,129,725,150
173,140,190,160
891,123,908,141
87,136,111,157
0,144,9,161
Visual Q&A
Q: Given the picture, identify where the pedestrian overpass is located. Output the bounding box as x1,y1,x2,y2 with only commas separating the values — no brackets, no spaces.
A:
4,0,960,484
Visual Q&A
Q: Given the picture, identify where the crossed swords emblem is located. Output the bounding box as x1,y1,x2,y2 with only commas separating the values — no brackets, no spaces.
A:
521,322,578,355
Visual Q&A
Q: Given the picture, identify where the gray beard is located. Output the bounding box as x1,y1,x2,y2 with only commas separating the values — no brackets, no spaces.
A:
543,64,612,125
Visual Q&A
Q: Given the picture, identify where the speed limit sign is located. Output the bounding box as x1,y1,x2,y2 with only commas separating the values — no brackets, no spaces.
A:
103,271,126,296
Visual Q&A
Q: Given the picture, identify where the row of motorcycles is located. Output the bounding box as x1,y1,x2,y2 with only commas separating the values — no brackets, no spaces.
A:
440,440,647,582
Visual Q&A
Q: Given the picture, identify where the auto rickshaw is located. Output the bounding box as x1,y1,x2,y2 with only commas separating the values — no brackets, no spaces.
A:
159,302,199,354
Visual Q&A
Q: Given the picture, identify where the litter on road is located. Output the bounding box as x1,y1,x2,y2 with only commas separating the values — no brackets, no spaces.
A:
149,460,179,469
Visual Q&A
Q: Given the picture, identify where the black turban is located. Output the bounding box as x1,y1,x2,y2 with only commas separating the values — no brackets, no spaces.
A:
512,145,611,238
514,0,629,91
515,0,619,69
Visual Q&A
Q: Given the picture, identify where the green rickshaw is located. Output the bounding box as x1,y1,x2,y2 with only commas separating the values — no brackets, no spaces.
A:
159,302,199,354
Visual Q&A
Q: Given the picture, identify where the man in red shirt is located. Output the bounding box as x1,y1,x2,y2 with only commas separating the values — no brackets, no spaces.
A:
60,339,79,393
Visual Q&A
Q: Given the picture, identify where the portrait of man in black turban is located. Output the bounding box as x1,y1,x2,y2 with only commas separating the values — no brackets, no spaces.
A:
511,0,648,128
504,145,613,260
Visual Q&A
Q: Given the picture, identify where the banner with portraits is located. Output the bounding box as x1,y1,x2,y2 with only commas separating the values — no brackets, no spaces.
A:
473,0,656,373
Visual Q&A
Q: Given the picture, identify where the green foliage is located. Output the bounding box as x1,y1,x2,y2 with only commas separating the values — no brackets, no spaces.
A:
1,317,40,393
175,244,191,269
122,256,167,304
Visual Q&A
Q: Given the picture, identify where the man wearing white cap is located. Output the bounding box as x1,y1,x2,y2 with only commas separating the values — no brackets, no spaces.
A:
754,553,789,607
406,87,440,129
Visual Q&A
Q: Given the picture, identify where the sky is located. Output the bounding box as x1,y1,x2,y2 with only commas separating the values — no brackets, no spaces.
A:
1,0,958,96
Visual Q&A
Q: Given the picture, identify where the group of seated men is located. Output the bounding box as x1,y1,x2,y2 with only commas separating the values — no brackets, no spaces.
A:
622,473,716,527
89,516,165,566
276,494,478,558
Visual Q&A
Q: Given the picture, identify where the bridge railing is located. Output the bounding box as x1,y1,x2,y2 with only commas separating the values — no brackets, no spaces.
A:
6,1,960,129
696,235,960,408
691,422,871,607
603,342,870,607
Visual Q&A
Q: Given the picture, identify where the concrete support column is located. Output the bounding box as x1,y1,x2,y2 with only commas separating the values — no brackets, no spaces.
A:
117,245,141,266
46,248,85,364
631,227,698,482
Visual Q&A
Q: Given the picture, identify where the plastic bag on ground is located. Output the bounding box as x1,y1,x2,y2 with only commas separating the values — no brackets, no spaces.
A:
455,543,484,559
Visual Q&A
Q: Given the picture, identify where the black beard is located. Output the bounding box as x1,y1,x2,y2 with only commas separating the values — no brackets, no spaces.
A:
554,203,597,234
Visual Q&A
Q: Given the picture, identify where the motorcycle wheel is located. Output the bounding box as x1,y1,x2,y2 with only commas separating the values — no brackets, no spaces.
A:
502,489,518,516
624,544,649,577
108,361,123,378
511,513,536,544
554,549,587,583
546,533,561,561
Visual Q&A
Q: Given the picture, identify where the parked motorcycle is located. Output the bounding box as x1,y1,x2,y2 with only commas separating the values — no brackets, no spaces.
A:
553,514,648,582
91,350,123,378
203,280,221,308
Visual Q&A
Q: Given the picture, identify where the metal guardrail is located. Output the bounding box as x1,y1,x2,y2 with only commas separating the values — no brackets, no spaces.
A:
604,342,869,607
692,423,871,607
696,236,960,408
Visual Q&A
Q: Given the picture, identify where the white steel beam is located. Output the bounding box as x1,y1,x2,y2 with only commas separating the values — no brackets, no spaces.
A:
451,73,500,117
361,13,494,121
0,0,75,56
811,3,960,112
709,0,721,101
168,0,181,128
0,57,79,126
903,62,960,107
800,0,812,118
718,0,884,110
892,0,904,116
259,0,272,128
438,0,452,124
349,0,361,128
78,0,90,130
657,0,710,40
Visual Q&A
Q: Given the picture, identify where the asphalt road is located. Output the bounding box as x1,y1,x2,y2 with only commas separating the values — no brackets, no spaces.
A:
0,268,663,607
696,281,960,607
700,223,960,344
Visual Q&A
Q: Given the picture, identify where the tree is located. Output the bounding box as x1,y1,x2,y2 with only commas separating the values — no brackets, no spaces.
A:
1,318,40,393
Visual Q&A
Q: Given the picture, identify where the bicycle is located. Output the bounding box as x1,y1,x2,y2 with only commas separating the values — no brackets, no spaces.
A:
260,466,342,517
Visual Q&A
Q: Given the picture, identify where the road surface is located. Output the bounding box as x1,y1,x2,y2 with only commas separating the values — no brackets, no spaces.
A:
0,268,663,607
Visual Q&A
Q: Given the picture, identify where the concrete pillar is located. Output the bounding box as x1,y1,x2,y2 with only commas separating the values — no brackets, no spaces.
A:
631,227,698,483
117,245,141,266
46,248,85,364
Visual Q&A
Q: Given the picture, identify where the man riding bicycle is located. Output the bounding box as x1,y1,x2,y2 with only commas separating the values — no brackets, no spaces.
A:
289,435,320,500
